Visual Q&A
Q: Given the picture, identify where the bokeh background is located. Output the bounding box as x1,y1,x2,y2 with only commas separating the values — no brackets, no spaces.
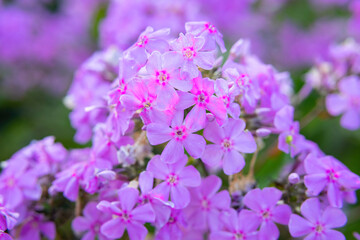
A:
1,0,359,238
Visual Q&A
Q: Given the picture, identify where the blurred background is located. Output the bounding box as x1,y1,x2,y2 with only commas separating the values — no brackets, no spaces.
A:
0,0,359,238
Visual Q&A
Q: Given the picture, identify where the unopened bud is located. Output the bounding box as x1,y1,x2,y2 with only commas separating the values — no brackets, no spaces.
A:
256,128,271,137
288,173,300,184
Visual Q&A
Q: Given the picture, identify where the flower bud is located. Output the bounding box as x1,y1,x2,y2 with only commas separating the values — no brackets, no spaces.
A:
288,173,300,184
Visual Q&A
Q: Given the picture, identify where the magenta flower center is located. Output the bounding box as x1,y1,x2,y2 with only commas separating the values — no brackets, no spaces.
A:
235,232,244,240
221,139,233,151
205,22,216,33
326,169,339,182
182,47,196,60
156,70,170,85
118,80,127,95
196,91,209,106
166,173,179,186
172,126,188,141
314,223,324,234
261,209,272,221
201,198,210,210
168,216,177,224
136,35,149,47
119,210,132,223
221,95,230,107
142,98,154,110
237,74,251,88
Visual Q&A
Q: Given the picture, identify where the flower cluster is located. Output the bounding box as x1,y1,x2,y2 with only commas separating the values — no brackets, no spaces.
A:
1,22,359,239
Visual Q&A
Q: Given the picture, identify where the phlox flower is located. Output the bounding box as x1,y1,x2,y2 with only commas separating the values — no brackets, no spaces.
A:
146,154,201,209
177,77,227,127
171,33,215,79
326,75,360,130
215,78,241,119
210,209,258,240
185,21,226,53
72,202,111,240
97,187,155,240
289,198,346,240
154,209,187,240
243,187,292,240
304,155,360,208
18,214,55,240
202,119,256,175
146,110,206,163
0,195,18,231
186,175,231,231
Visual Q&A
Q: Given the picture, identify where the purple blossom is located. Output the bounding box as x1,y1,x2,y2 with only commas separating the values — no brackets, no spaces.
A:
186,175,231,231
326,76,360,130
210,209,258,240
18,214,55,240
97,187,155,240
177,77,227,127
214,78,241,119
0,196,18,231
0,159,41,209
185,21,226,53
155,209,187,240
146,110,206,163
274,105,303,156
202,119,257,175
304,155,360,208
171,33,215,79
243,187,292,240
289,198,346,240
128,27,170,65
72,202,111,240
146,155,201,209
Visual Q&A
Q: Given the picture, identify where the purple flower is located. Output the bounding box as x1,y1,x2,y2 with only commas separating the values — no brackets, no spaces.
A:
0,232,13,240
0,196,18,231
128,27,170,65
186,175,231,231
274,105,303,156
326,76,360,130
289,198,346,240
146,155,201,209
214,78,241,119
155,209,187,240
97,187,155,240
243,187,292,240
138,171,172,228
146,110,206,163
304,155,360,208
209,209,258,240
72,202,111,240
177,77,227,127
224,68,260,109
18,214,56,240
202,119,256,175
171,33,215,79
185,21,226,53
0,159,41,209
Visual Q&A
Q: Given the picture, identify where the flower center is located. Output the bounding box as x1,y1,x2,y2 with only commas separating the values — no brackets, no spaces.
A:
121,210,131,222
182,47,196,60
221,139,232,151
222,95,230,107
237,74,251,87
168,216,176,224
315,224,324,234
173,126,187,141
235,232,244,240
261,209,272,220
327,169,339,182
201,198,210,210
136,35,149,47
6,177,15,187
205,22,216,33
156,70,169,85
166,173,179,186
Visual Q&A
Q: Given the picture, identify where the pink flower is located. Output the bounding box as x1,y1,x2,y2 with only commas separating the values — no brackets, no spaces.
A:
243,187,292,240
185,21,226,53
289,198,346,240
146,155,201,209
304,155,360,208
202,119,256,175
186,175,231,231
171,33,215,79
146,110,206,163
97,187,155,240
177,77,227,128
